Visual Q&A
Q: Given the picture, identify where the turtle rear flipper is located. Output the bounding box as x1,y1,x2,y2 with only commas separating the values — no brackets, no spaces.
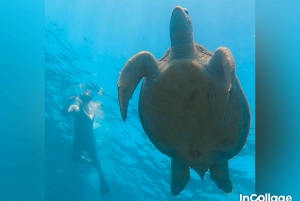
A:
171,158,190,196
118,51,158,121
210,161,232,193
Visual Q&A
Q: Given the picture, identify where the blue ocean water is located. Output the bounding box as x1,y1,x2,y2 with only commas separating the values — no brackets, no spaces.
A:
45,1,255,200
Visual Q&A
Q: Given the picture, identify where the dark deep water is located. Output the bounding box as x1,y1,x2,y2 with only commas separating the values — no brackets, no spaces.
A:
45,1,255,200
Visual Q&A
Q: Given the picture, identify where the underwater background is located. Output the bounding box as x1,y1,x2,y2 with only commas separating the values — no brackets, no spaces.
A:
45,0,255,200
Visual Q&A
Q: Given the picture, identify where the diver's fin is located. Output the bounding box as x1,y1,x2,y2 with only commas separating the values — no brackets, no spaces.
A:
117,51,158,121
171,158,190,196
100,175,111,196
210,161,233,193
207,47,235,93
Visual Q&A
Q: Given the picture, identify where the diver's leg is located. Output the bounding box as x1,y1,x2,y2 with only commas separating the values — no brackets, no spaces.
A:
84,137,102,173
86,147,102,173
85,141,111,195
72,138,92,165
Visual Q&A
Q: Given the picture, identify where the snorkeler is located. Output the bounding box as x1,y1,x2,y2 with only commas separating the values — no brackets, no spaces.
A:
61,90,110,196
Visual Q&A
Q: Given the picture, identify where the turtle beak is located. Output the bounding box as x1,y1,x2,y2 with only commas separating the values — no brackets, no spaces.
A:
170,6,193,45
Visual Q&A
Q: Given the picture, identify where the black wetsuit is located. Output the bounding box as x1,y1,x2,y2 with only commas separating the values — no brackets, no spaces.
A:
72,108,98,161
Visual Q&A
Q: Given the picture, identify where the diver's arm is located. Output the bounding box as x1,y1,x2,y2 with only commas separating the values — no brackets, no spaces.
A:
61,96,76,116
91,112,95,121
83,107,95,121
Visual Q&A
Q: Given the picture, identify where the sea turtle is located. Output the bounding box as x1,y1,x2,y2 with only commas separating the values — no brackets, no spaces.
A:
117,6,251,196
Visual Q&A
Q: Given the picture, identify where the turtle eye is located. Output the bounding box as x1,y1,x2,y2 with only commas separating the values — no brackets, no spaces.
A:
183,8,189,15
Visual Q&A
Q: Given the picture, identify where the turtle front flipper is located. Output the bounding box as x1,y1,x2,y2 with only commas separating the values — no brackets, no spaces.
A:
207,47,235,92
210,161,233,193
118,51,159,121
171,158,190,196
207,47,236,122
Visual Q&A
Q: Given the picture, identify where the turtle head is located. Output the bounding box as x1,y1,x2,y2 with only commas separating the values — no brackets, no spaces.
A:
170,6,194,46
